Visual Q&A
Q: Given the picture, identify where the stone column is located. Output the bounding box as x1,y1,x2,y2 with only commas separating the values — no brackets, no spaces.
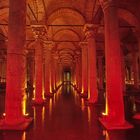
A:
51,54,56,93
0,0,32,130
57,62,62,86
53,55,59,90
78,55,82,92
75,57,79,88
79,42,88,96
98,56,104,90
33,40,45,104
99,0,133,129
120,48,126,93
0,60,2,82
44,42,53,97
132,52,139,89
27,55,35,91
84,24,98,103
75,54,82,92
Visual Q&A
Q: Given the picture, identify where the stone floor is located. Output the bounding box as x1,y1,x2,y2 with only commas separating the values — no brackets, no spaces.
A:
0,83,140,140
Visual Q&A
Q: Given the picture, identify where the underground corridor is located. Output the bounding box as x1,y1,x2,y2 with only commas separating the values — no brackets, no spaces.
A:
1,0,140,140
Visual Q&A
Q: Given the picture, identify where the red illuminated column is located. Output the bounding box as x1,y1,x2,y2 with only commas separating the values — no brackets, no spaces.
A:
98,56,104,90
77,55,82,93
75,57,79,88
1,59,6,82
50,54,56,93
53,56,59,90
99,0,133,129
0,60,2,82
80,42,88,96
34,40,45,104
57,62,62,86
132,52,139,89
84,24,98,103
0,0,32,129
28,55,35,90
121,50,126,93
78,55,82,92
54,60,58,88
44,42,53,96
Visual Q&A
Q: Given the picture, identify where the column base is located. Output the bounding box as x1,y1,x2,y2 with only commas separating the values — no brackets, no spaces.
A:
133,113,140,119
32,99,46,105
99,117,133,130
0,117,33,130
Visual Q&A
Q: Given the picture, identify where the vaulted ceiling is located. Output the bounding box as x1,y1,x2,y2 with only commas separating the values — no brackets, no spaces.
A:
0,0,140,68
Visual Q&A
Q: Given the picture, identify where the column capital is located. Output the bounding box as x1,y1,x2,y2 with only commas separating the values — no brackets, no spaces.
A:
99,0,116,12
44,41,55,51
31,25,47,39
83,24,98,39
79,41,88,48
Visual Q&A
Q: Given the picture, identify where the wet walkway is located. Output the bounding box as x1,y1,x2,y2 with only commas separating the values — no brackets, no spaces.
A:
0,84,140,140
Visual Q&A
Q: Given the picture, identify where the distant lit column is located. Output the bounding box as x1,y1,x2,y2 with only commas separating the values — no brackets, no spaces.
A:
75,57,79,88
84,24,98,103
133,30,140,84
76,55,82,92
0,60,2,82
57,62,62,85
51,54,56,93
28,55,35,90
44,42,53,96
98,56,104,90
53,55,59,89
0,0,32,129
54,61,58,88
132,52,139,88
99,0,133,129
78,55,82,92
34,40,45,104
80,42,88,95
121,50,126,93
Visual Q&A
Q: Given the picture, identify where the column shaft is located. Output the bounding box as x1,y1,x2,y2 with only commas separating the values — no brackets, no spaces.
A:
3,0,31,126
99,1,132,128
81,43,88,95
34,41,44,103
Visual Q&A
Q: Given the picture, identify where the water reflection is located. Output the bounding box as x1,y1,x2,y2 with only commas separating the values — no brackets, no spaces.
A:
87,106,91,124
49,98,53,117
22,132,26,140
103,130,127,140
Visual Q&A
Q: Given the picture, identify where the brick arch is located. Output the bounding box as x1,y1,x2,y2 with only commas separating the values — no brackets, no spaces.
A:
118,8,140,30
53,28,81,41
46,7,85,25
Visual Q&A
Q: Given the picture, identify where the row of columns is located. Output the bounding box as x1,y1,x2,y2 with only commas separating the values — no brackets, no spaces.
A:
0,0,62,127
0,0,139,130
73,0,134,129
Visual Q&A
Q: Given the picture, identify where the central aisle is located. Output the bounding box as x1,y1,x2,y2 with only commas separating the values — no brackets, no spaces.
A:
29,83,104,140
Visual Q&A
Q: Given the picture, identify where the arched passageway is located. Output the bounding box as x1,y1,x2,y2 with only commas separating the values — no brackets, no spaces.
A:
0,0,140,140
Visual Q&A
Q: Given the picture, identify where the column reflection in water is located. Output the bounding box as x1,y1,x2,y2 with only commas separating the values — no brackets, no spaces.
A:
22,132,26,140
33,106,36,129
22,94,29,116
49,98,53,117
81,98,85,111
32,106,46,139
42,106,45,126
87,106,91,124
103,130,126,140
